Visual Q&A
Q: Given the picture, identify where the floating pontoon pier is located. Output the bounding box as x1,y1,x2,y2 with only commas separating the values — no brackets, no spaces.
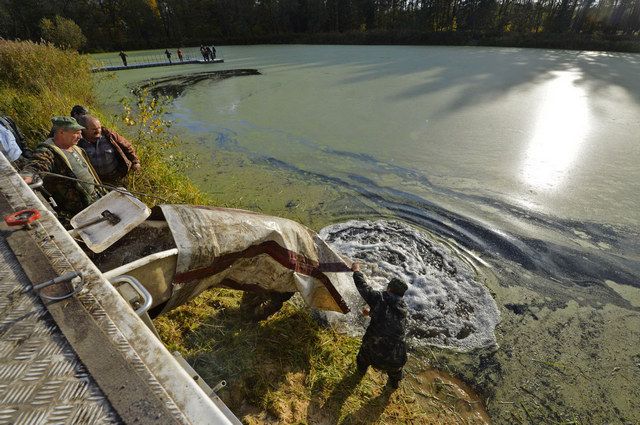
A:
92,58,224,72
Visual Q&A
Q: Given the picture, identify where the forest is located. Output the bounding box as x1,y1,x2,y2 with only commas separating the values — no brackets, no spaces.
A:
1,0,640,51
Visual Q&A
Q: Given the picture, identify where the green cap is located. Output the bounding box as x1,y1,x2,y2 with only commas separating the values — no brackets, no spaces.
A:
51,116,84,131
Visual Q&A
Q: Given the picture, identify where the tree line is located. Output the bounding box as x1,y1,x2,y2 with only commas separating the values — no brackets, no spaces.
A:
1,0,639,51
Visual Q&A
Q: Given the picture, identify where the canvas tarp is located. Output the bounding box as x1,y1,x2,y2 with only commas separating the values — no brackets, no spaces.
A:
159,205,352,314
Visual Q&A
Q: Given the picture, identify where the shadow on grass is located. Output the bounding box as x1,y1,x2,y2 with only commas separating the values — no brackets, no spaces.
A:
307,364,395,425
312,369,365,423
175,291,325,419
340,387,393,425
156,289,429,423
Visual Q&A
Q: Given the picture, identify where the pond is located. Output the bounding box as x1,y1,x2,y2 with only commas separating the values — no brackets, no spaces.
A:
95,45,640,423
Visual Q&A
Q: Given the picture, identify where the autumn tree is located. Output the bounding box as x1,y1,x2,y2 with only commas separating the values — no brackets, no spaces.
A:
39,16,87,51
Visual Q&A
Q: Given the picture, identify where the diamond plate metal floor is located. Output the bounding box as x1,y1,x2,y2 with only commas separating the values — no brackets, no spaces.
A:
0,235,121,425
0,152,239,425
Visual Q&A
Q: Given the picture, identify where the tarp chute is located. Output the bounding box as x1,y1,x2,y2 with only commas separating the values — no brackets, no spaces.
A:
158,205,352,314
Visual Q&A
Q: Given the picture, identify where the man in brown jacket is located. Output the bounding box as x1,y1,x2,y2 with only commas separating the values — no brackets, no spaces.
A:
77,115,141,186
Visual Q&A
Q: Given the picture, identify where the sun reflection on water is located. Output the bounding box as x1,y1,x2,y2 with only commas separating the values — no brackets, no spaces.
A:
522,70,590,191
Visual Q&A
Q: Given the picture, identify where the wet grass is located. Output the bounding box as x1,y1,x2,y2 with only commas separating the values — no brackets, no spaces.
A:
155,288,488,424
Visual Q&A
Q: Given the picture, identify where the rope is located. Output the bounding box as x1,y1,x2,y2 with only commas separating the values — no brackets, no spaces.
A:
38,171,172,203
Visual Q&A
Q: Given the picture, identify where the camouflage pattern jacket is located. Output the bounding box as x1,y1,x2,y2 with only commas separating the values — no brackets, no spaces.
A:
21,140,105,218
353,271,408,369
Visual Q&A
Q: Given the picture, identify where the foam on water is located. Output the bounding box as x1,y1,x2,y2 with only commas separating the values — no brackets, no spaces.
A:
319,220,500,351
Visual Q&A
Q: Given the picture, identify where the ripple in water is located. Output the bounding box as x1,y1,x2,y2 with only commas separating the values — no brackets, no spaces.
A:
319,220,500,351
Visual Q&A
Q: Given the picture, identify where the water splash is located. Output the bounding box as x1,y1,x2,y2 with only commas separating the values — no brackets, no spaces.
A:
319,220,500,352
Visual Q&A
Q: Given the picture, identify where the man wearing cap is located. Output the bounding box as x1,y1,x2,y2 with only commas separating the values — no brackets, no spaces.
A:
48,105,90,139
21,116,105,221
70,104,89,121
351,262,409,389
77,114,141,186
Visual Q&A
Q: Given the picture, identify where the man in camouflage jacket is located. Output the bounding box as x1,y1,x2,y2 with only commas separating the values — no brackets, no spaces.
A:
21,117,106,222
352,262,409,389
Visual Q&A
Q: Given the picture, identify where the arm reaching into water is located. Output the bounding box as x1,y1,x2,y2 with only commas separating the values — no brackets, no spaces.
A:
352,262,382,308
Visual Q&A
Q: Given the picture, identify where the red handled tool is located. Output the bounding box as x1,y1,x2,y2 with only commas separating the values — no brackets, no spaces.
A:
4,209,41,227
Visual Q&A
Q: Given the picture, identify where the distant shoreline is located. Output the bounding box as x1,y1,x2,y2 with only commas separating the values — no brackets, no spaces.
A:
88,31,640,54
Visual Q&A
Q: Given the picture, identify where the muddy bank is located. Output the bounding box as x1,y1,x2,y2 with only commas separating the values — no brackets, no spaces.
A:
135,69,261,98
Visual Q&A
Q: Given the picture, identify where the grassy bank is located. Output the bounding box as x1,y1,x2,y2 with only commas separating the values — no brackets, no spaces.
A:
156,289,489,424
1,40,487,424
0,39,206,206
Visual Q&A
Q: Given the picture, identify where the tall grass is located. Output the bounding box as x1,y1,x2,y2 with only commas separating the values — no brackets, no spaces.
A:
0,39,207,206
0,40,93,142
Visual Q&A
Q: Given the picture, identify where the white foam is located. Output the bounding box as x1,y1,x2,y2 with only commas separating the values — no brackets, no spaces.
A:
319,220,501,351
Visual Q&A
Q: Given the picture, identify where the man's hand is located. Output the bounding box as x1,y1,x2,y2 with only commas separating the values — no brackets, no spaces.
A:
131,162,141,173
22,175,33,184
351,261,360,272
362,307,370,317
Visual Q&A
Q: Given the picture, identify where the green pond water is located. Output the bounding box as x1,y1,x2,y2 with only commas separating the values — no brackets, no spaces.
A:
94,45,640,424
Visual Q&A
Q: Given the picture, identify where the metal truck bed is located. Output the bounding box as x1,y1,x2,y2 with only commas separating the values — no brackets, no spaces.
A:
0,153,238,424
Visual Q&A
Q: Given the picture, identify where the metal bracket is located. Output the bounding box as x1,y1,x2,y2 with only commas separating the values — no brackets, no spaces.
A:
109,275,153,316
171,352,242,425
29,271,85,301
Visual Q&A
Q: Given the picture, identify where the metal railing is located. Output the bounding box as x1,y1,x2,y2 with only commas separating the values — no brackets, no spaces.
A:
92,48,222,71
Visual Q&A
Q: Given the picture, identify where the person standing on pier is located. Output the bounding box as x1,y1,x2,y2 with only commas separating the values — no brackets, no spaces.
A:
119,51,128,67
177,48,184,62
210,45,216,59
164,49,172,64
200,45,208,61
